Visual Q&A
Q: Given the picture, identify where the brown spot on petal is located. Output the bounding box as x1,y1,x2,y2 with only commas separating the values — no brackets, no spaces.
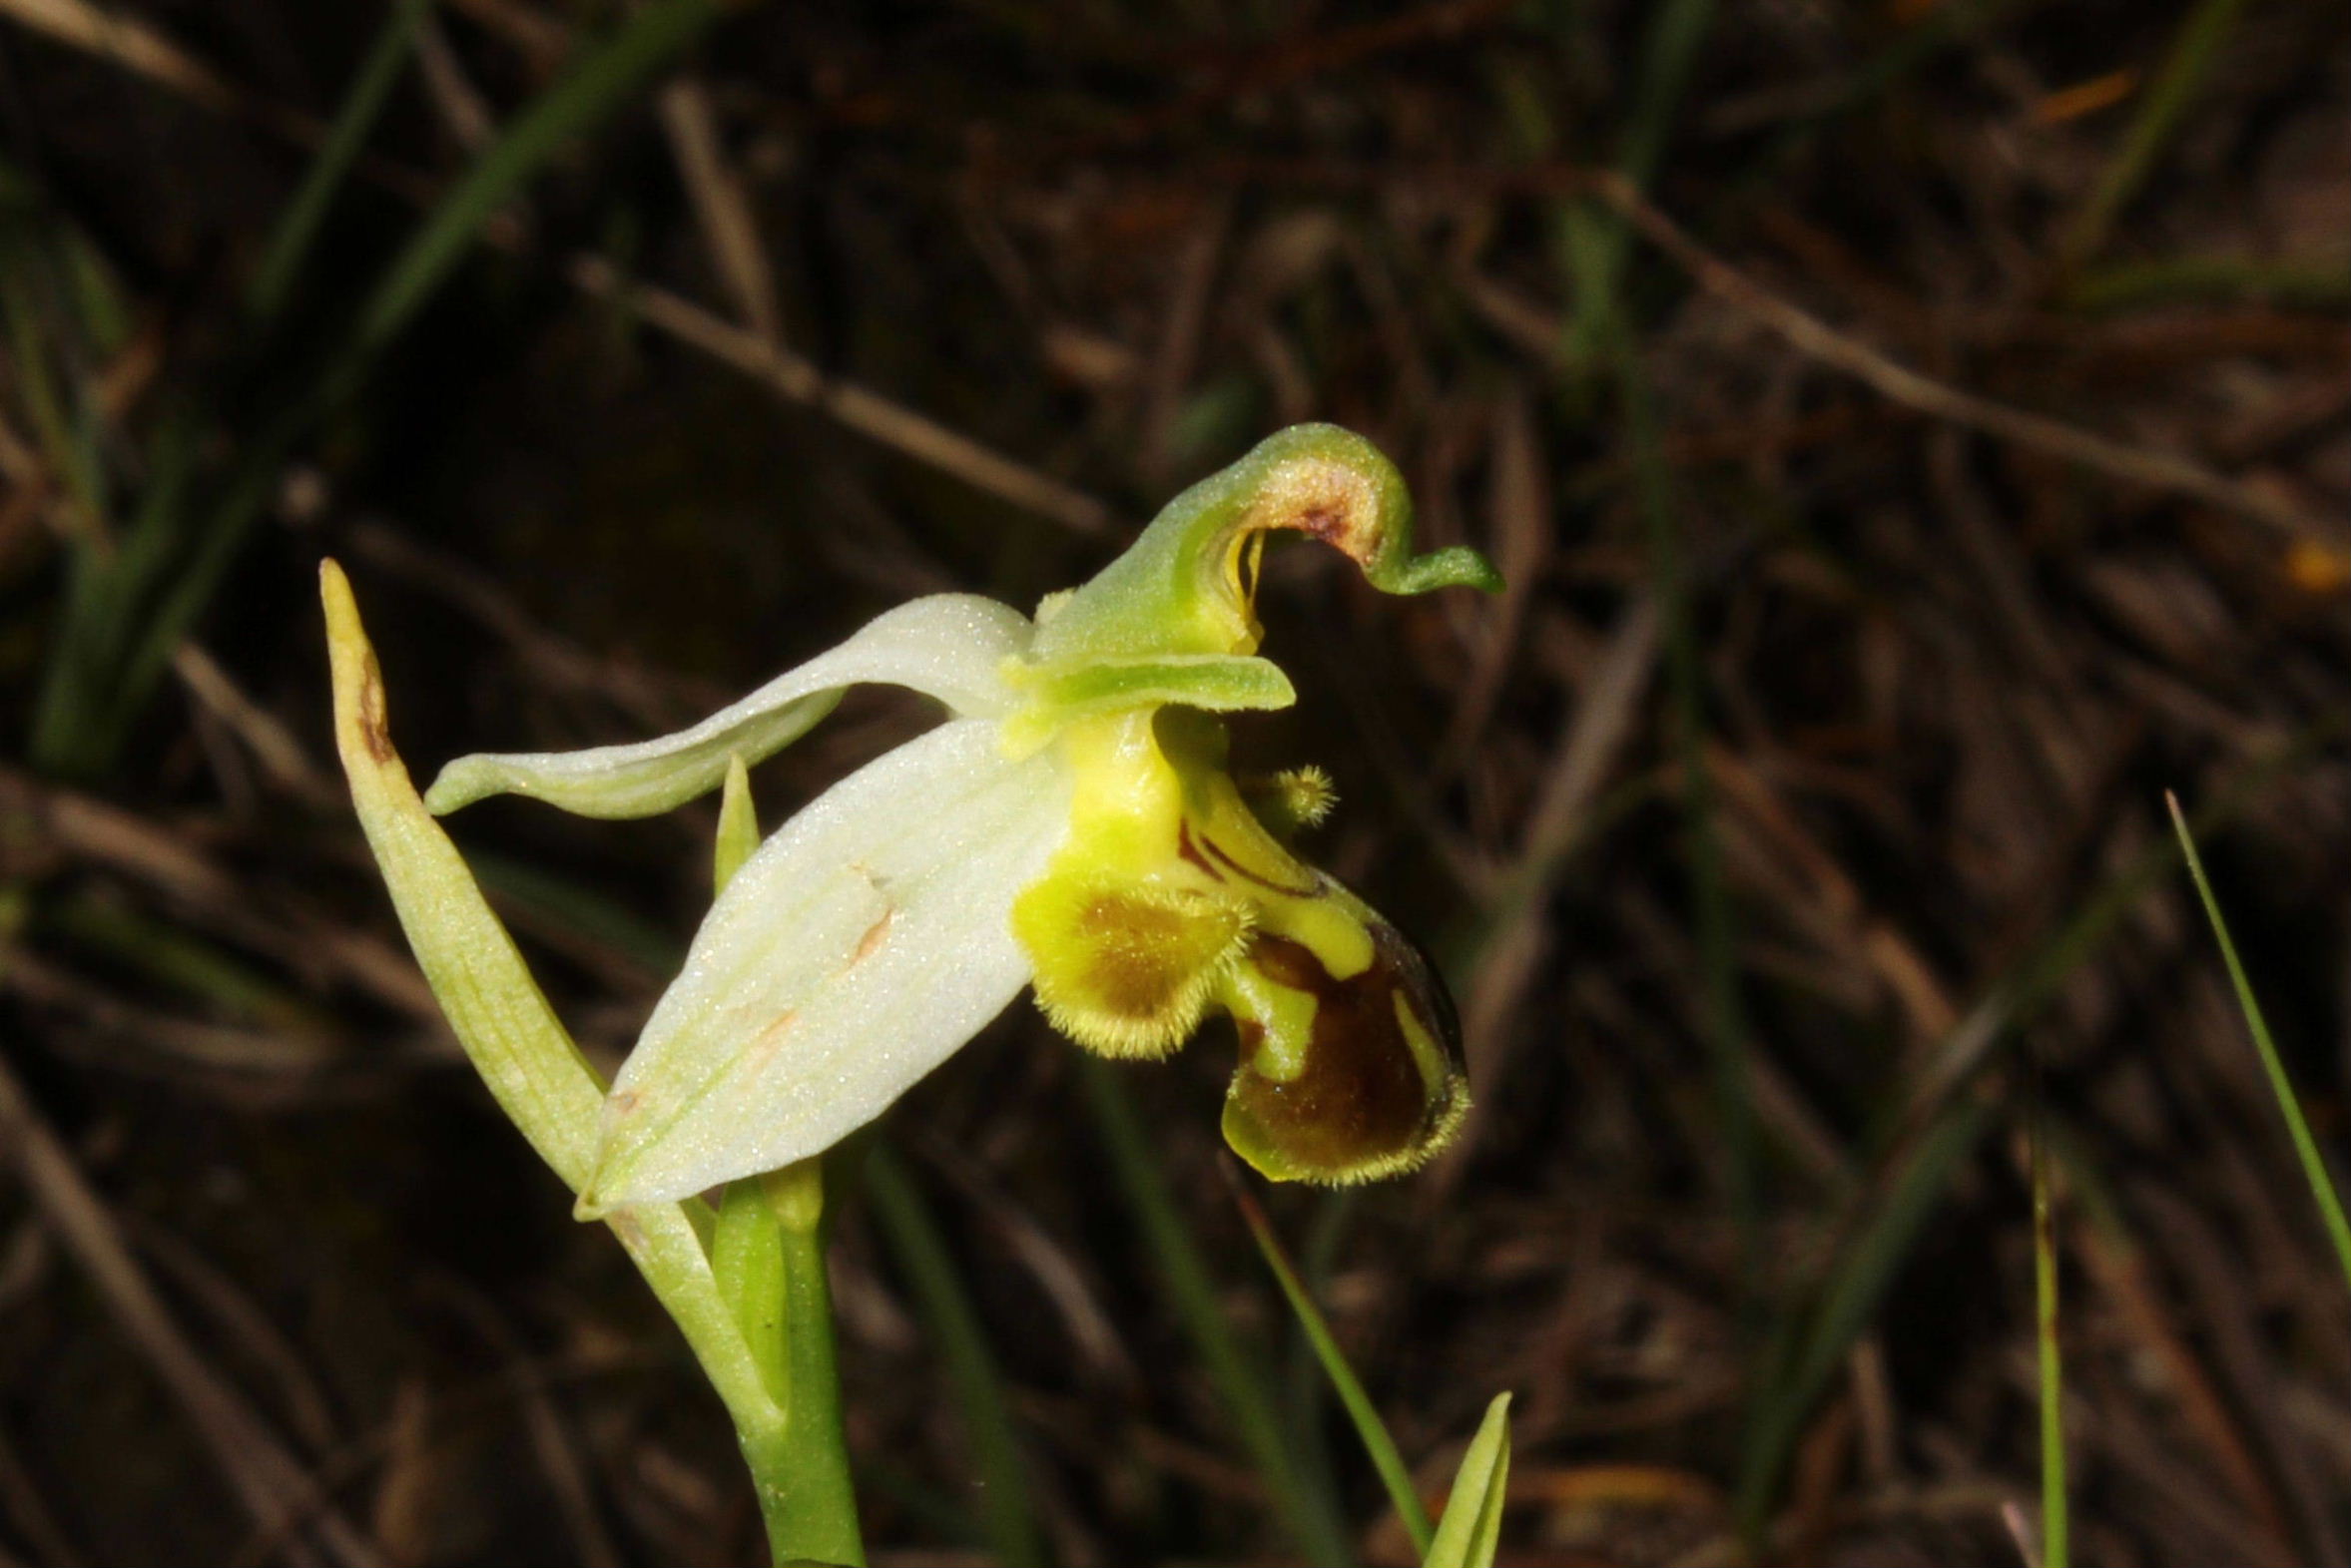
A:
609,1089,641,1117
743,1009,800,1072
356,654,395,763
852,907,894,967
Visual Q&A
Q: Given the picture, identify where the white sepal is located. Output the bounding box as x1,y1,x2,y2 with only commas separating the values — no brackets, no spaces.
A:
425,594,1034,819
581,718,1069,1208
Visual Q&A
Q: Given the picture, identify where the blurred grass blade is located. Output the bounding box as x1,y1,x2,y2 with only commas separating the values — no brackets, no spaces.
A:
340,0,724,373
30,410,190,772
1078,1058,1352,1568
1745,0,2042,181
1737,1100,1988,1533
1230,1171,1433,1558
1424,1392,1511,1568
1618,336,1760,1305
2166,792,2351,1289
1557,0,1716,363
863,1144,1050,1568
2065,254,2351,313
249,0,434,320
42,0,731,781
2033,1096,2068,1568
2059,0,2257,271
1733,740,2326,1533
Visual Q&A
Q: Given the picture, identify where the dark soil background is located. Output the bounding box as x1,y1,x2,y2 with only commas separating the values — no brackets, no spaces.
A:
0,1,2345,1564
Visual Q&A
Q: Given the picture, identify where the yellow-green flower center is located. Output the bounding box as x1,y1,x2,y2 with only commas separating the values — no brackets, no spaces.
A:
1010,705,1468,1184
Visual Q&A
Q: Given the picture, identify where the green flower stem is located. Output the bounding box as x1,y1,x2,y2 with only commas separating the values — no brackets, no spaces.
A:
714,1180,789,1400
732,1161,863,1568
711,757,864,1566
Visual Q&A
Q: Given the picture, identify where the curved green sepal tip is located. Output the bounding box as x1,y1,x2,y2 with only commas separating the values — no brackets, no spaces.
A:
1378,543,1503,597
1029,423,1501,664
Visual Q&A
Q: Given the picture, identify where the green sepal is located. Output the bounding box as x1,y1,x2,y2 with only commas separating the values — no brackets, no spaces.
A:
1030,423,1502,667
319,560,785,1445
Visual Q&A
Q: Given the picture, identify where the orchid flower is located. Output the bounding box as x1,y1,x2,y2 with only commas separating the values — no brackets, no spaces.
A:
410,424,1498,1211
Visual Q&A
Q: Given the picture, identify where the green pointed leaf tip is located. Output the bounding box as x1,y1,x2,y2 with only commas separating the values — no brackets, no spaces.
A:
1425,1391,1511,1568
1030,423,1503,667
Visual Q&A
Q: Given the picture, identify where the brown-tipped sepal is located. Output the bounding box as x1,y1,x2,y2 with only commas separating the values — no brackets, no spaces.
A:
1217,917,1469,1185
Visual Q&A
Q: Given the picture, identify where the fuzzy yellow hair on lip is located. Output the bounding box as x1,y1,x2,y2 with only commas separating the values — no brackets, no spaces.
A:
1016,878,1256,1061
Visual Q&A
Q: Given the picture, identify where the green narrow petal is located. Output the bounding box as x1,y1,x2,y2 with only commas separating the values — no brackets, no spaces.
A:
424,592,1033,820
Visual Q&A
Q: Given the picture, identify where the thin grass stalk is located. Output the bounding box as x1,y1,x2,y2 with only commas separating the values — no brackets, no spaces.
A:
1557,0,1718,364
863,1144,1051,1568
248,0,435,320
2165,792,2351,1290
1078,1057,1352,1568
1614,334,1762,1325
2033,1079,2068,1568
2059,0,2259,271
1735,1099,1988,1536
1230,1172,1433,1557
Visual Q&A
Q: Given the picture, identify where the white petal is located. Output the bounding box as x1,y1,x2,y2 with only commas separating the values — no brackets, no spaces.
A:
425,594,1034,818
583,719,1068,1206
